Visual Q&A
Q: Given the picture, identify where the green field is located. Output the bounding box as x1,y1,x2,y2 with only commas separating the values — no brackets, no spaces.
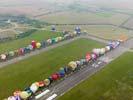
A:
59,52,133,100
0,38,103,99
0,30,62,53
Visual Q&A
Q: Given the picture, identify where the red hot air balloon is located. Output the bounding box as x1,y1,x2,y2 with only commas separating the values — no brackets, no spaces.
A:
86,53,91,62
31,40,37,49
51,74,59,81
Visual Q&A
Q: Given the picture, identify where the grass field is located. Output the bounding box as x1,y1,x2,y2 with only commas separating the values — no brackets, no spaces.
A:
58,52,133,100
0,30,62,53
46,25,133,39
0,38,104,99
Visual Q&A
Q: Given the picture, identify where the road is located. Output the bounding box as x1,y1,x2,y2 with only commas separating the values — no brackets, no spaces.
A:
35,37,133,100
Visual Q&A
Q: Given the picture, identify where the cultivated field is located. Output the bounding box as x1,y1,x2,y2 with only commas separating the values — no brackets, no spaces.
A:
46,25,133,39
58,52,133,100
123,18,133,29
0,30,62,53
0,38,104,99
39,11,129,25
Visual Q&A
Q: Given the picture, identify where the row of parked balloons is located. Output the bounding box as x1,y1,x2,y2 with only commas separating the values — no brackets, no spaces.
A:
5,40,120,100
0,32,79,61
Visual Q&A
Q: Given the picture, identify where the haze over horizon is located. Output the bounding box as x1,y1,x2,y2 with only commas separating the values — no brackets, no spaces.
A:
0,0,133,9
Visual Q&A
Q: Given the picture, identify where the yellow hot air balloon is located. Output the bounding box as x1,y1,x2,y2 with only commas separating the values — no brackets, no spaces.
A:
20,91,30,99
68,61,77,71
36,42,41,49
44,79,50,86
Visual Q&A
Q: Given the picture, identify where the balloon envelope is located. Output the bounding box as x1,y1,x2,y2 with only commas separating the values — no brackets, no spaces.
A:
86,53,91,61
30,83,39,93
68,61,77,70
20,91,30,99
36,81,45,87
47,39,52,44
36,42,41,48
9,51,15,57
28,45,33,50
31,40,37,49
51,74,59,80
1,54,6,60
44,79,50,86
13,91,21,96
8,96,16,100
91,53,97,60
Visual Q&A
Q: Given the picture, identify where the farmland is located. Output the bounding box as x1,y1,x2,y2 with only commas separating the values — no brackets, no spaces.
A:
46,25,133,40
39,11,129,26
0,30,62,53
0,38,104,99
58,52,133,100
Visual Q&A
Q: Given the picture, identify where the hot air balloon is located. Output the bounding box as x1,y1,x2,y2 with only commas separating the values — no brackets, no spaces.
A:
86,53,91,62
18,48,24,55
44,79,51,86
91,53,97,60
30,83,39,93
13,91,21,96
105,46,111,52
7,96,16,100
46,39,52,45
51,38,56,44
68,61,77,71
31,40,37,49
24,87,33,95
41,41,46,48
51,73,59,81
36,81,45,87
99,48,106,55
59,68,65,77
20,91,30,99
9,51,15,57
51,25,56,32
14,50,19,56
36,42,41,49
0,54,7,60
75,26,81,34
